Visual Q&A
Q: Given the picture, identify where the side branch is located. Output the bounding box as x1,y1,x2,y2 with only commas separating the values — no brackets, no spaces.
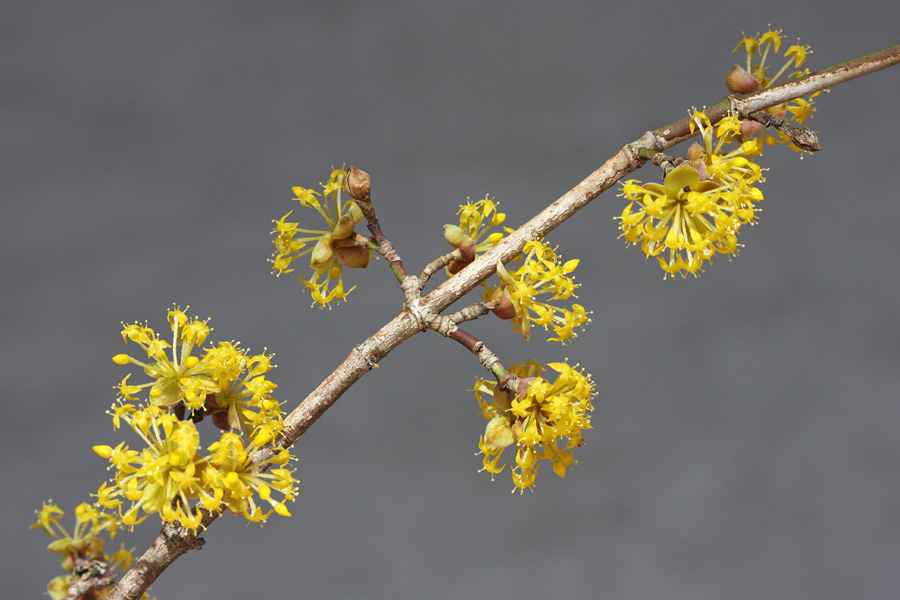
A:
346,166,409,281
655,43,900,146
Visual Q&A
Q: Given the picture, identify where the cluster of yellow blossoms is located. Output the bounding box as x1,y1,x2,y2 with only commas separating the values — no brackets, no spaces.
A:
475,361,595,491
730,28,817,150
618,111,765,277
95,307,297,531
31,501,140,600
32,309,296,596
269,174,595,491
442,198,593,488
443,198,589,345
442,194,508,274
485,240,589,345
617,30,817,278
270,167,372,308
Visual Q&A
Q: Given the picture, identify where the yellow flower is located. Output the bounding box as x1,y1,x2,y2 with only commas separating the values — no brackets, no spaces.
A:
200,341,283,440
618,111,765,278
30,501,132,599
474,360,594,492
30,500,66,537
101,307,296,529
483,240,590,344
96,402,293,531
270,167,372,308
202,432,297,522
731,28,818,151
95,405,206,529
618,165,731,278
443,195,507,274
113,307,216,409
112,309,283,440
688,111,765,226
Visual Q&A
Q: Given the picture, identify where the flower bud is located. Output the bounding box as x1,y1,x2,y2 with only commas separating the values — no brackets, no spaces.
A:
343,166,371,203
93,444,114,459
786,125,820,152
513,376,537,398
489,288,518,320
686,142,706,162
725,64,761,94
253,430,273,446
458,237,476,262
552,460,568,478
442,224,467,246
447,259,469,275
258,484,272,500
740,119,763,140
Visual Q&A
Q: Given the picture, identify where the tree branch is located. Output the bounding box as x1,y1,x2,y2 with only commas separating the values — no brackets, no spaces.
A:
105,42,900,600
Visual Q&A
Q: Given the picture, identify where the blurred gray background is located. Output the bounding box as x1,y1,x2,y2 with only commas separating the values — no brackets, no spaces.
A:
4,2,900,599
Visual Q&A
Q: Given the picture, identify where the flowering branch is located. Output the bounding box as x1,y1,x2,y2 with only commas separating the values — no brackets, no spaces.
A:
98,42,898,600
345,167,409,282
653,43,899,147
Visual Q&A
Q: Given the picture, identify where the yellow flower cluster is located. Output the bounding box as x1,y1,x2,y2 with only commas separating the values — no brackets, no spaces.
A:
94,405,295,530
98,308,296,531
113,310,213,409
475,360,594,491
442,195,507,274
617,111,764,278
112,308,282,443
270,167,372,308
483,240,589,344
30,501,138,600
690,112,765,194
731,28,817,151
